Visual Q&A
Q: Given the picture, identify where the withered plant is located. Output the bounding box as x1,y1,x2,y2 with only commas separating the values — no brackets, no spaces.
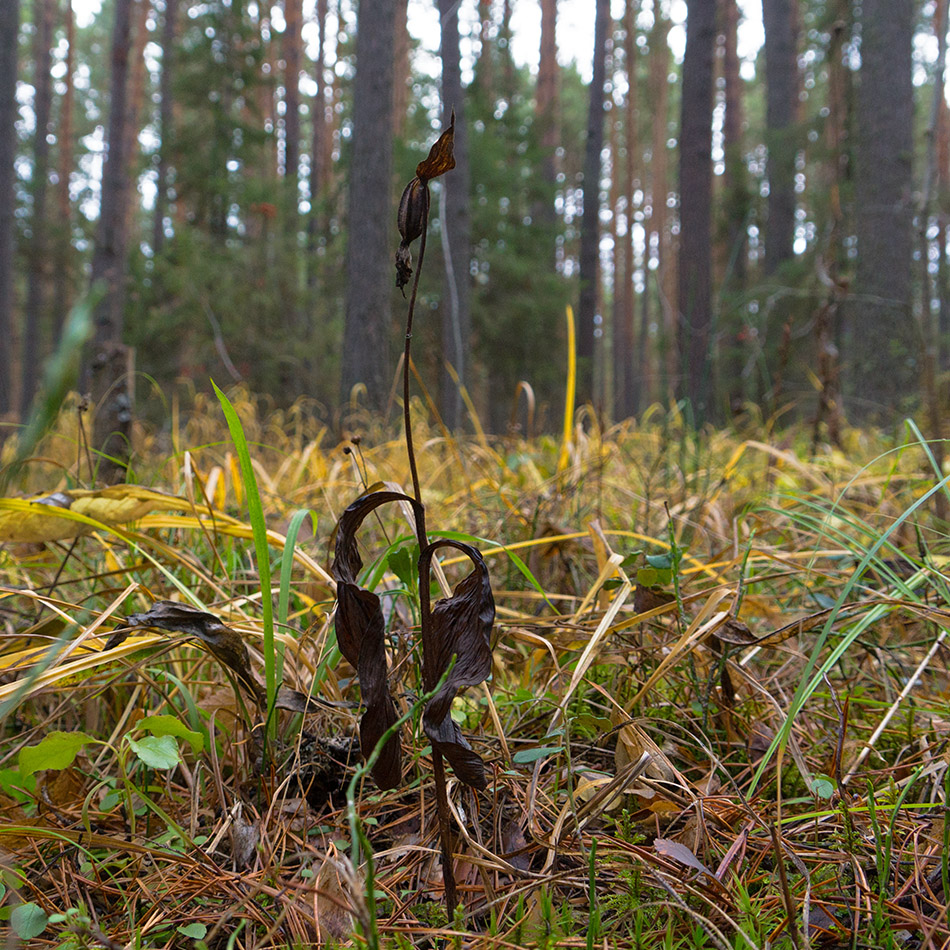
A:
330,113,494,915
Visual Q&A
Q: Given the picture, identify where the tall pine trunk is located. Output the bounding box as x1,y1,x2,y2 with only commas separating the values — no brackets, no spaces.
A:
677,0,717,420
577,0,610,407
762,0,797,274
847,0,915,422
620,0,638,417
438,0,472,430
0,0,19,418
648,8,674,402
340,0,395,413
53,0,76,342
153,0,176,255
88,0,136,481
22,0,56,413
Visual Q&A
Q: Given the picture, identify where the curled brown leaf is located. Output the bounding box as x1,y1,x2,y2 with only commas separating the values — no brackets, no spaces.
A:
331,491,423,790
419,539,494,789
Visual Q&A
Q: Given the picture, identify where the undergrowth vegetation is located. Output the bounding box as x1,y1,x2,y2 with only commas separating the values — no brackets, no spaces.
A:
0,392,949,949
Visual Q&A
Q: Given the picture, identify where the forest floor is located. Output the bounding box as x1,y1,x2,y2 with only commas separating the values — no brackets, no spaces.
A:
0,389,948,949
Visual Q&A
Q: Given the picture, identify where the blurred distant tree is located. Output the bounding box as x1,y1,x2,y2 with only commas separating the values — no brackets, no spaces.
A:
52,0,77,342
469,67,570,432
0,0,18,418
647,4,674,401
536,0,558,246
307,0,329,267
22,0,56,413
393,0,409,136
678,0,716,420
762,0,797,275
88,0,136,480
615,0,638,419
152,0,176,256
718,0,751,410
577,0,609,407
437,0,471,430
340,0,395,412
847,0,915,421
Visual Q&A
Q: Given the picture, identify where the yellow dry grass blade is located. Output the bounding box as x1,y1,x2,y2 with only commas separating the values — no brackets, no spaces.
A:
557,305,576,476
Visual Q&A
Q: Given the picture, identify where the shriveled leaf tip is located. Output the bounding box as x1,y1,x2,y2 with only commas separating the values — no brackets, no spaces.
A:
415,113,456,182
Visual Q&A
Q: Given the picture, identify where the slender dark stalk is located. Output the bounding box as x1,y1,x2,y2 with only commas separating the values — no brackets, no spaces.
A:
401,184,458,913
403,187,429,515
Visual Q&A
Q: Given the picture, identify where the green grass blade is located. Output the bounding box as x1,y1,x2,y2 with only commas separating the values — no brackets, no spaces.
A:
212,381,277,719
277,508,313,684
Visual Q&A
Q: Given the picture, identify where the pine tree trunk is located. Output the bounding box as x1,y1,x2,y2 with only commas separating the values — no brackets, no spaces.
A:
0,0,19,418
621,0,638,416
283,0,302,191
677,0,717,420
307,0,328,277
123,0,151,243
392,0,409,137
577,0,610,407
22,0,56,413
88,0,136,481
847,0,915,422
536,0,558,248
762,0,797,274
438,0,472,430
340,0,395,412
648,8,674,401
720,0,749,411
153,0,176,255
53,0,76,343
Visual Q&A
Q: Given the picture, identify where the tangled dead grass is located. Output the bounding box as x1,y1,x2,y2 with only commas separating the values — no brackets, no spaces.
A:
0,391,948,948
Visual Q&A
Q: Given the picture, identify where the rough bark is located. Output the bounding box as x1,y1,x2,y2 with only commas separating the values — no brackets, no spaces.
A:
340,0,395,413
22,0,56,413
576,0,610,407
88,0,136,481
0,0,19,418
677,0,717,419
438,0,472,430
847,0,915,422
762,0,797,274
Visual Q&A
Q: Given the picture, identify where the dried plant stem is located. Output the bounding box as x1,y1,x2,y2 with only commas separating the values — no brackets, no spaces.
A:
403,189,429,515
402,185,458,914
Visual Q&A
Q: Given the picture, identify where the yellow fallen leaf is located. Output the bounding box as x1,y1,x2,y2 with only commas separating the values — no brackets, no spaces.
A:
0,486,189,544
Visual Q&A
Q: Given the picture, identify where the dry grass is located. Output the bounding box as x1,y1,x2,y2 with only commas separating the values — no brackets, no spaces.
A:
0,390,948,949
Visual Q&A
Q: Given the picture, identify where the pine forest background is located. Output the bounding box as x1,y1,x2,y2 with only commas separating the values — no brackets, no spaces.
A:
0,0,945,455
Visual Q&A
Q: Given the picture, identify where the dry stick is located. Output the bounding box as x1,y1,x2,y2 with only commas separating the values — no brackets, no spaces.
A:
402,186,459,914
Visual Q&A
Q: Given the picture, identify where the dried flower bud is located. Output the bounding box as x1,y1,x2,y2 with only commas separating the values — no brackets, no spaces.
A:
397,177,428,245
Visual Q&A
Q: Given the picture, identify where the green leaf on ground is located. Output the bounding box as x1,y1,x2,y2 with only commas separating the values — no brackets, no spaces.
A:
18,731,96,777
127,734,181,770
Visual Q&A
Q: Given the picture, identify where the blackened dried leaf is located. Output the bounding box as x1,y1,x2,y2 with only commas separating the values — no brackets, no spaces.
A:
125,601,263,704
419,540,494,789
395,243,413,292
331,491,423,790
415,111,456,182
